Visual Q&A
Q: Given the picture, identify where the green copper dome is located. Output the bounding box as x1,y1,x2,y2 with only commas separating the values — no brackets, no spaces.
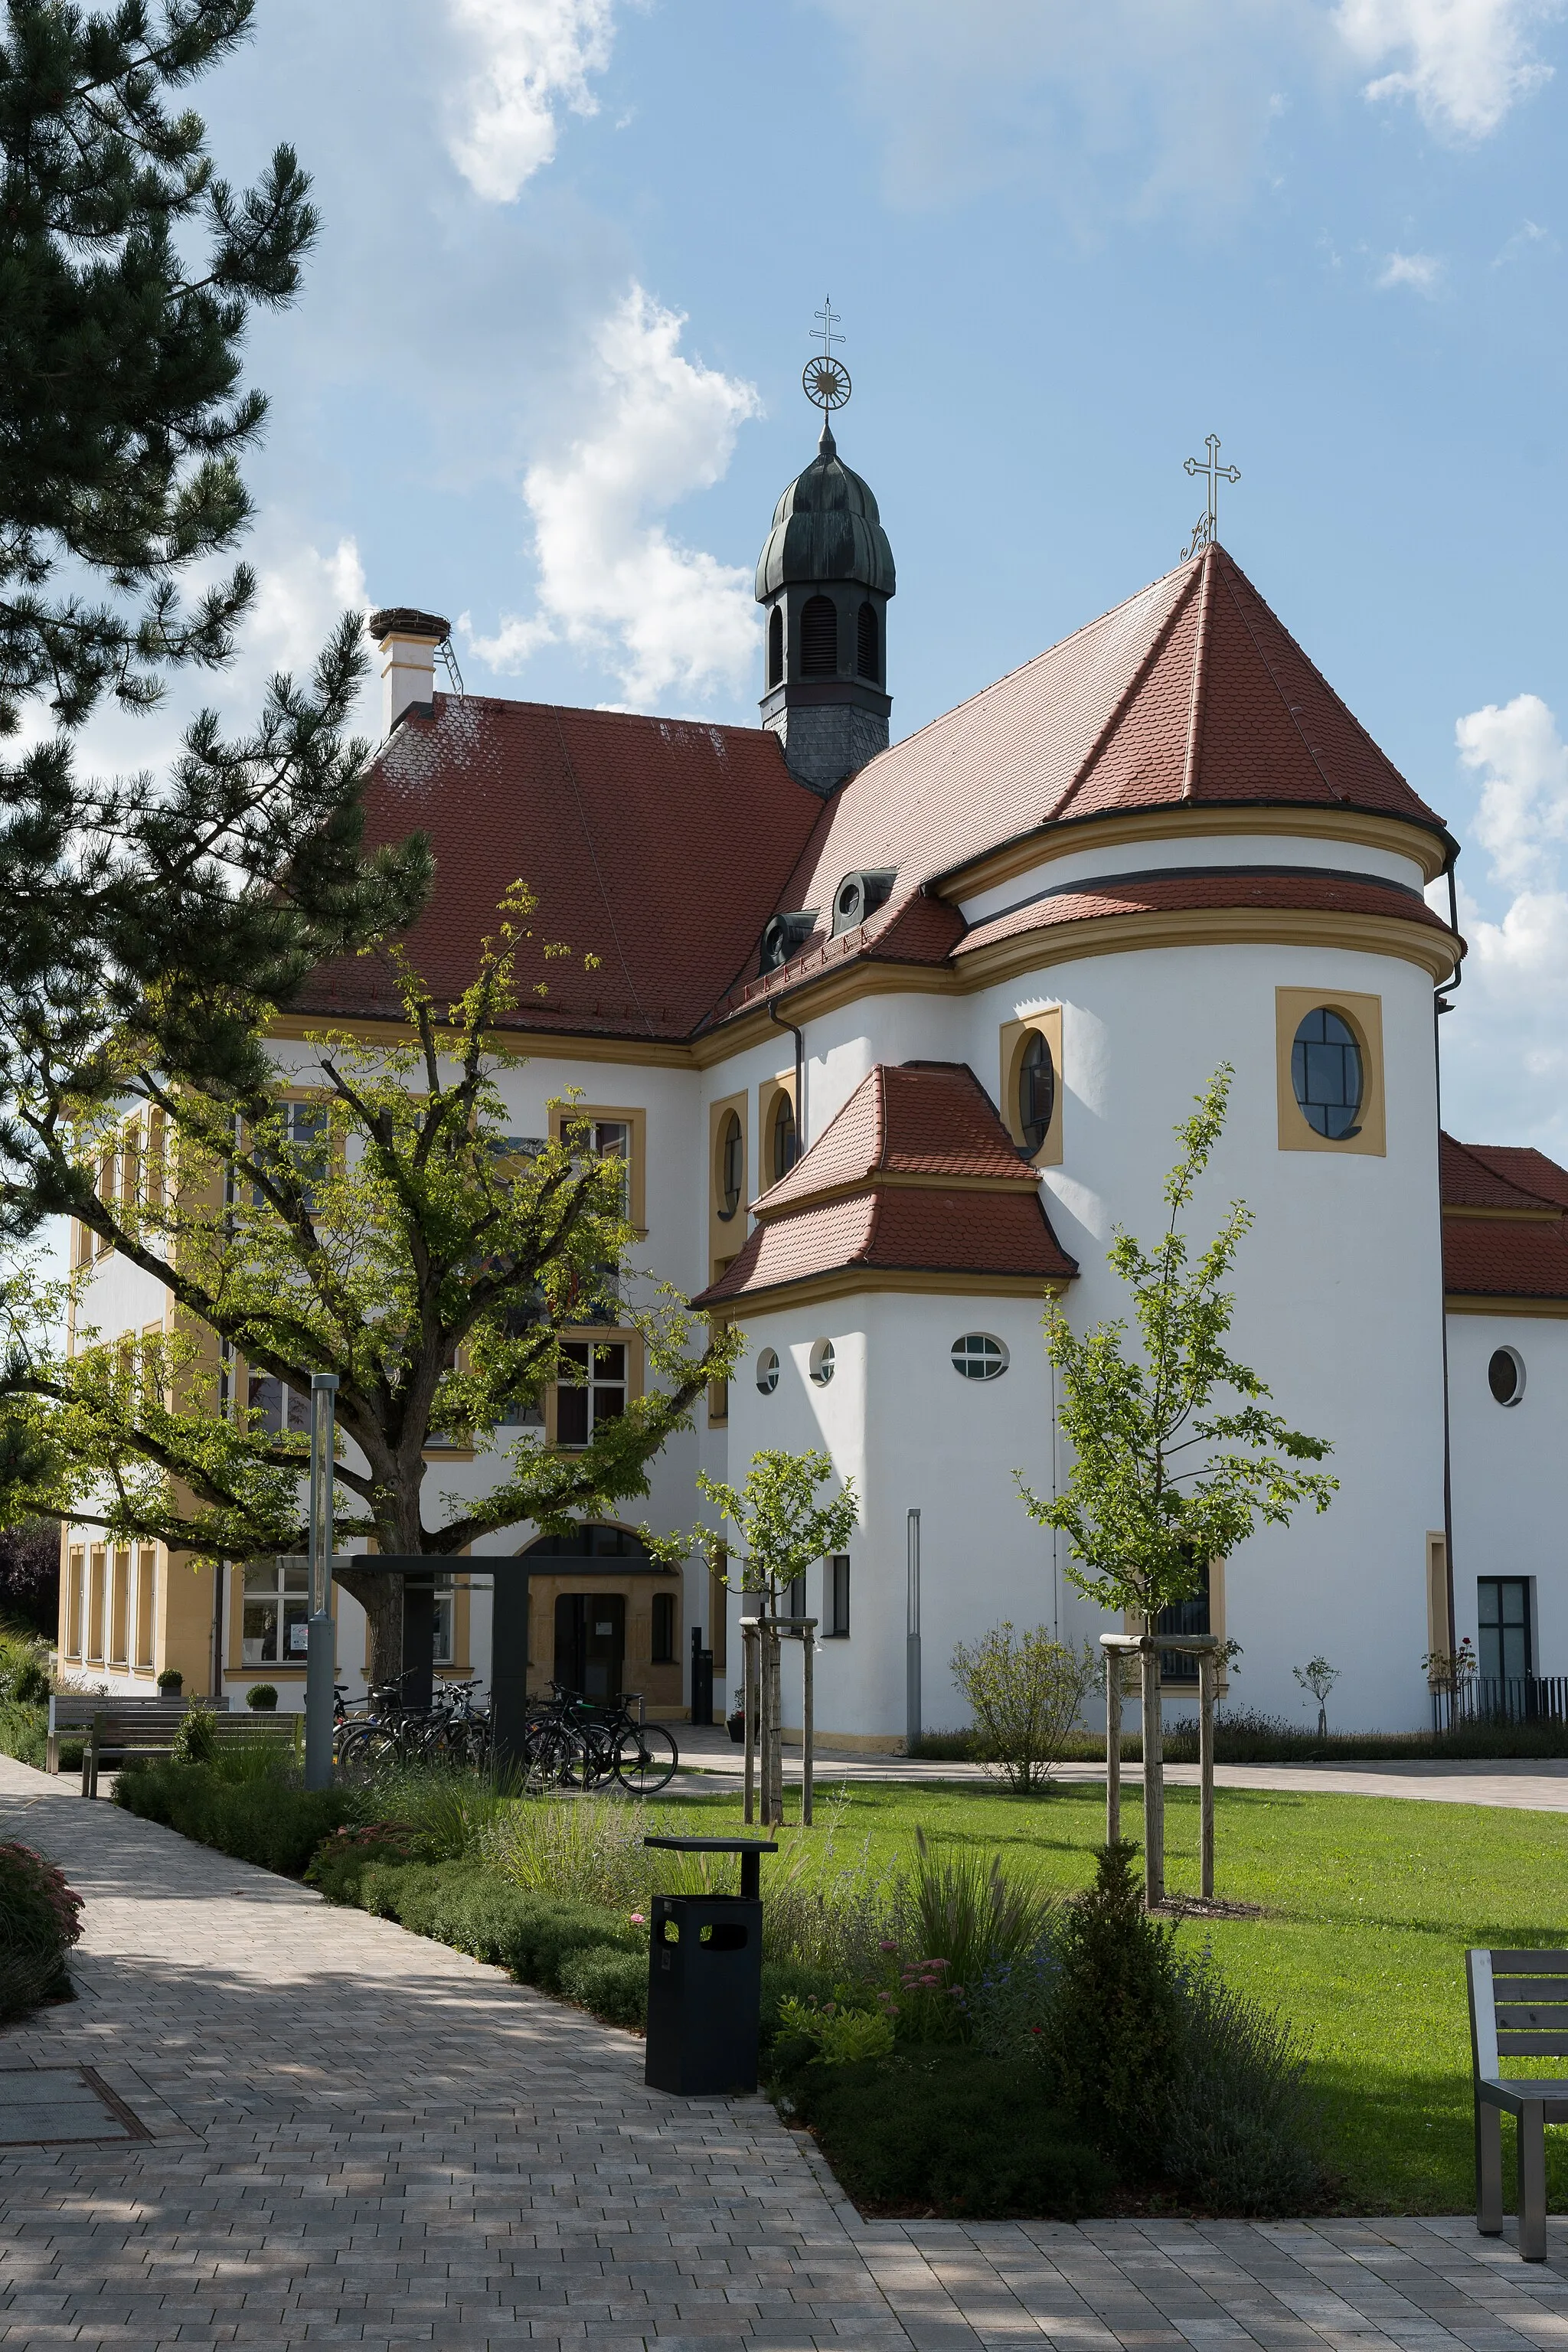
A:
755,421,897,601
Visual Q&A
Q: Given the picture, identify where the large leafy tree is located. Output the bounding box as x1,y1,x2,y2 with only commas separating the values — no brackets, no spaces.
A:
0,885,740,1680
1018,1067,1335,1905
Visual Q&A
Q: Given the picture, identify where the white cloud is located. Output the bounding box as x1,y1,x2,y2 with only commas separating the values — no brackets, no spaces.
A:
465,285,762,708
443,0,617,203
1334,0,1560,137
1458,692,1568,889
1376,248,1445,291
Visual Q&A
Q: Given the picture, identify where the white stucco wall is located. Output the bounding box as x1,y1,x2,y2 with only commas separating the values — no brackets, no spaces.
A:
1447,1311,1568,1683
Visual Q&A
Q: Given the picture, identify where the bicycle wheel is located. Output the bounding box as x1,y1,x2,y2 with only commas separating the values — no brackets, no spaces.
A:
613,1722,678,1795
337,1723,394,1781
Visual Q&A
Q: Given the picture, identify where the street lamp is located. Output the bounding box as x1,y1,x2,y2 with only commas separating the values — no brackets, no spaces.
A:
304,1371,338,1790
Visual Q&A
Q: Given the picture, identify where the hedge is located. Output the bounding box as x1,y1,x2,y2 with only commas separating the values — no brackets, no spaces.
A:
115,1759,354,1873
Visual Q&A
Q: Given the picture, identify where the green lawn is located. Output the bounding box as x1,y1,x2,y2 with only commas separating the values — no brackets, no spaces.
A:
655,1772,1568,2213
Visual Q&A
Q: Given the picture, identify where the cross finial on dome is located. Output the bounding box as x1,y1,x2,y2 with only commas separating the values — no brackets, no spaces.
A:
803,296,851,419
1181,433,1240,560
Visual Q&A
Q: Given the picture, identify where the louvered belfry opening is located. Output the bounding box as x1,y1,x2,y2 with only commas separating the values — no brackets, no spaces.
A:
799,594,838,678
766,606,783,689
856,600,879,682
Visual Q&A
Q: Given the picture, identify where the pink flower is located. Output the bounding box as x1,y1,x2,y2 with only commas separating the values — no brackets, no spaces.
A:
629,1913,646,1926
878,1940,897,1953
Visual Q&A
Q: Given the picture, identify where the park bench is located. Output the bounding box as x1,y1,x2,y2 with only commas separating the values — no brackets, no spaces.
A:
1466,1947,1568,2260
80,1706,294,1798
45,1692,231,1775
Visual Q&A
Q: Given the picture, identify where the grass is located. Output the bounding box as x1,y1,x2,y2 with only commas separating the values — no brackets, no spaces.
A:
647,1772,1568,2215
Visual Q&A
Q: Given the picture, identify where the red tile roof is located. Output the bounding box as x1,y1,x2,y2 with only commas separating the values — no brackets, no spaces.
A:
297,697,824,1041
771,544,1449,965
695,1061,1077,1306
956,867,1452,962
754,1062,1040,1215
1441,1132,1568,1300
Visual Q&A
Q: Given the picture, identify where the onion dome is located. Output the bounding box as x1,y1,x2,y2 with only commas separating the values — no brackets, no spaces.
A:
756,422,896,600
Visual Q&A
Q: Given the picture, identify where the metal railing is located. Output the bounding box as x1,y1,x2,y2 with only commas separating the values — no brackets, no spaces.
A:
1431,1674,1568,1733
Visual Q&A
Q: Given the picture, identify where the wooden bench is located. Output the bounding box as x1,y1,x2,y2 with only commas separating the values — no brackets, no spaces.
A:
1467,1947,1568,2260
80,1707,296,1798
46,1693,230,1775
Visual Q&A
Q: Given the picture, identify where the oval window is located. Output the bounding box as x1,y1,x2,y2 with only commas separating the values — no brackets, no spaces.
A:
771,1090,797,1182
756,1347,780,1396
717,1109,743,1220
1488,1346,1524,1407
1291,1008,1363,1140
952,1334,1008,1380
1018,1031,1056,1155
808,1338,835,1386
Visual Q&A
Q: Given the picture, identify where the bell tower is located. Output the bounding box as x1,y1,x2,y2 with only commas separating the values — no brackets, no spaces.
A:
755,304,896,795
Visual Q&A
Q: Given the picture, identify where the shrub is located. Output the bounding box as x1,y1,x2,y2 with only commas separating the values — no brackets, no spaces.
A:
0,1839,83,2019
245,1684,278,1711
0,1695,51,1770
557,1943,648,2027
1050,1840,1181,2176
115,1759,353,1873
171,1707,217,1765
485,1791,655,1910
789,2048,1112,2218
896,1828,1055,2018
155,1668,183,1694
1165,1955,1328,2214
305,1822,433,1900
776,1993,895,2065
949,1622,1099,1792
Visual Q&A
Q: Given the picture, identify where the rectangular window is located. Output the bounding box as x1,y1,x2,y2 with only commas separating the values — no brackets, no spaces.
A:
555,1341,626,1447
433,1571,454,1667
828,1554,851,1638
87,1546,106,1661
786,1573,807,1622
1478,1577,1532,1687
134,1544,157,1669
109,1548,130,1666
65,1547,84,1661
551,1104,645,1233
651,1589,675,1664
241,1556,309,1666
247,1371,312,1438
1157,1561,1210,1684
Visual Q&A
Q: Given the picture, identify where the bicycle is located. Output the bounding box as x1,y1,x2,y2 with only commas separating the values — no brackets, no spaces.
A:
534,1684,679,1795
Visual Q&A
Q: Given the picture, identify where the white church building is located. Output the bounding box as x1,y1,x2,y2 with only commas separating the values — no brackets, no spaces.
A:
60,409,1568,1741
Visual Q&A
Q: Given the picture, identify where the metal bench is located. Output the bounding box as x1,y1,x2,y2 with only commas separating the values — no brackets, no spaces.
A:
80,1707,293,1798
1467,1947,1568,2260
46,1693,231,1775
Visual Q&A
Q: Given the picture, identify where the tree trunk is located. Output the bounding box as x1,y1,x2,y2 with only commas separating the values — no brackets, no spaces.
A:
336,1568,403,1692
1140,1622,1165,1909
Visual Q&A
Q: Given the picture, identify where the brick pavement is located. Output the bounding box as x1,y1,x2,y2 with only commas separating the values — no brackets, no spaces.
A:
2,1753,1566,2350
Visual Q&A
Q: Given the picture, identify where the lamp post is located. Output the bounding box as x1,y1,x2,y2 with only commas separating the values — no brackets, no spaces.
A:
905,1508,922,1753
304,1372,338,1791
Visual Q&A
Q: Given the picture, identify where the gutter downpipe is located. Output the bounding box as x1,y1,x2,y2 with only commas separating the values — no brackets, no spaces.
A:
1436,850,1462,1672
769,995,807,1163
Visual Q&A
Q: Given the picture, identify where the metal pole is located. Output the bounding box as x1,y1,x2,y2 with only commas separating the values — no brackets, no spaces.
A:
1199,1649,1216,1901
304,1373,338,1792
741,1617,757,1826
906,1508,922,1753
802,1622,815,1828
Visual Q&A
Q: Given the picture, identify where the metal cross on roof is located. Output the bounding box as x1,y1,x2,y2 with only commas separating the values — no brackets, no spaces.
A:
803,296,851,415
1181,433,1240,560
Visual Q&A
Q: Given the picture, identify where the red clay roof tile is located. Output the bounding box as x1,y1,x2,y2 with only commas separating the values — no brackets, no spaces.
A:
1442,1217,1568,1299
694,1187,1075,1306
754,1062,1040,1215
956,867,1451,959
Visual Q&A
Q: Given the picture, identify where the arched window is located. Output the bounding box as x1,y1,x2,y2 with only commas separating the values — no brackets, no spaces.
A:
800,595,837,677
771,1090,797,1181
856,600,879,681
1291,1008,1363,1140
1018,1031,1056,1155
767,605,783,689
717,1109,743,1220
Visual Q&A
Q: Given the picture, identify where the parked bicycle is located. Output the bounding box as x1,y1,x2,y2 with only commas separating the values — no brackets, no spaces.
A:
522,1683,679,1795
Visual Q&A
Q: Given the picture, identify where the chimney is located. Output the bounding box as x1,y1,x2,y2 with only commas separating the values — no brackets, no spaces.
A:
368,607,450,737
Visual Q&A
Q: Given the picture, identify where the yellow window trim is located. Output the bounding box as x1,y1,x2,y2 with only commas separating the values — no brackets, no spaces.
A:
550,1101,647,1235
999,1009,1064,1168
1275,986,1386,1157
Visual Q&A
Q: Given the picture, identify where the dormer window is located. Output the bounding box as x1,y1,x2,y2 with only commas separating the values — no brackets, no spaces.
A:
760,910,818,973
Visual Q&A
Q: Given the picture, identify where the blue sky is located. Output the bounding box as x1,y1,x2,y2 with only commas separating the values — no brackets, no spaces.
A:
165,0,1568,1152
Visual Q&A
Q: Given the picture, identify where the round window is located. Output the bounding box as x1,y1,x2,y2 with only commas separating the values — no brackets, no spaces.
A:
1018,1030,1056,1155
1291,1008,1364,1140
952,1334,1008,1380
1488,1346,1524,1407
808,1338,835,1386
756,1347,779,1395
771,1091,797,1182
717,1109,743,1220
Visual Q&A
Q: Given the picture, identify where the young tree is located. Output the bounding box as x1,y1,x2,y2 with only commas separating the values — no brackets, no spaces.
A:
0,884,740,1681
1018,1067,1336,1906
949,1622,1098,1795
1292,1655,1339,1740
696,1449,858,1824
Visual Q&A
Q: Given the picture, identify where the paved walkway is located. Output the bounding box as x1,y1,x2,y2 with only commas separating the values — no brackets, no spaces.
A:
675,1728,1568,1814
2,1754,1566,2350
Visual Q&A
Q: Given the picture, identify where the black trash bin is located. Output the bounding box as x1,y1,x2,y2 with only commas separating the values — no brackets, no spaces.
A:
689,1628,714,1727
643,1836,776,2096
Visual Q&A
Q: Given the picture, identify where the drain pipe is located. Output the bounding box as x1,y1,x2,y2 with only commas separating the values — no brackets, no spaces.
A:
769,996,807,1165
1435,845,1463,1661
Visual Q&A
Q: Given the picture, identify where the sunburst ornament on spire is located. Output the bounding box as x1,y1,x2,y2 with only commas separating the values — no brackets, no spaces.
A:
1181,433,1240,560
802,296,851,414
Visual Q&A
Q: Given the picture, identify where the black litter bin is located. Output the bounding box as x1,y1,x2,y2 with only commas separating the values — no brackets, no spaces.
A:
689,1628,714,1726
643,1836,776,2096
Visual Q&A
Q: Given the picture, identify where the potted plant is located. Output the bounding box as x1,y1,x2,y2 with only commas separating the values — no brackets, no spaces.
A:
727,1686,746,1744
155,1668,182,1696
245,1684,278,1712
